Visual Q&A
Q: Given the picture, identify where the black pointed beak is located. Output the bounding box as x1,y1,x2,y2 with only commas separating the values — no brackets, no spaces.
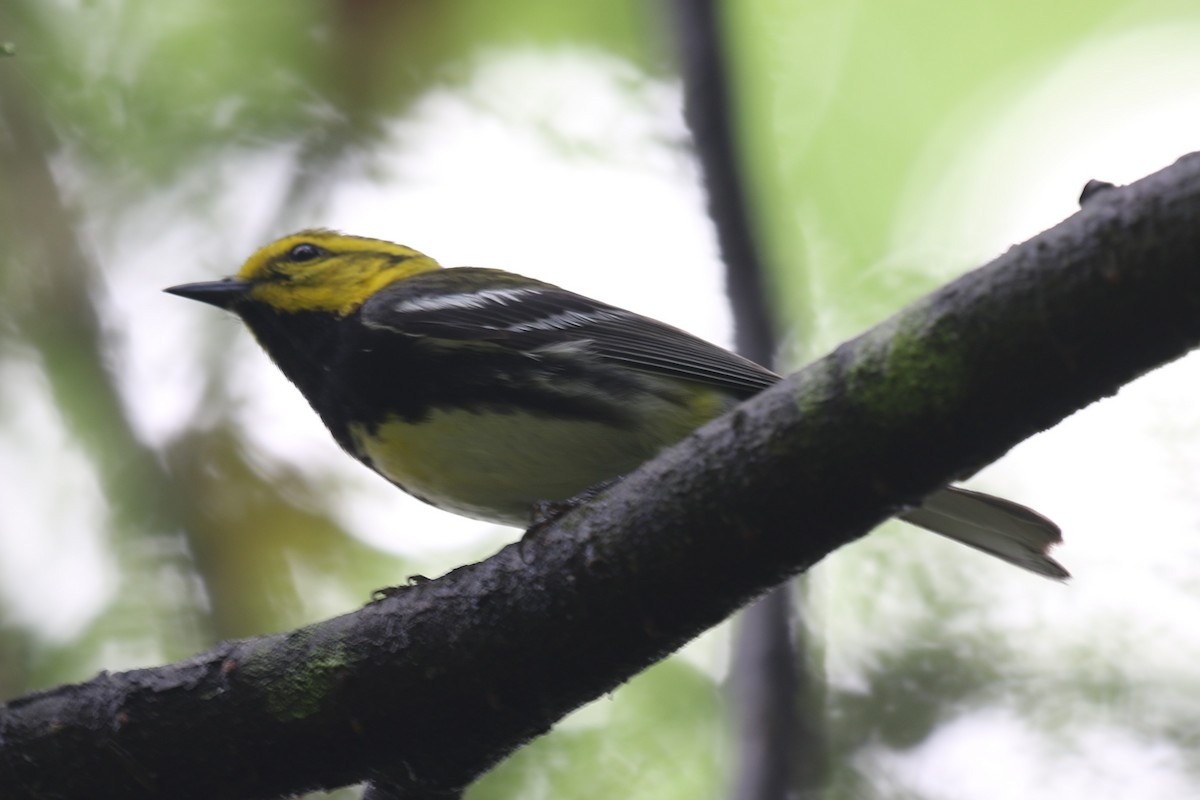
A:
164,279,252,310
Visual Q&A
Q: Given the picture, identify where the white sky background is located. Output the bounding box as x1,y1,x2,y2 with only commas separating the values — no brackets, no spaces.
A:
1,18,1199,799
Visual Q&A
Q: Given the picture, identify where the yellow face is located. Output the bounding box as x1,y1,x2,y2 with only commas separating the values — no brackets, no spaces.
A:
236,229,442,316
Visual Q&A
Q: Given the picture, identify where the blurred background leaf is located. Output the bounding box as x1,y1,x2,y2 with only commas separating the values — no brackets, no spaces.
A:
2,1,1200,798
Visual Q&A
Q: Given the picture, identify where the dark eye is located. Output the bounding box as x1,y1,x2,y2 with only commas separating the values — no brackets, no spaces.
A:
288,243,324,262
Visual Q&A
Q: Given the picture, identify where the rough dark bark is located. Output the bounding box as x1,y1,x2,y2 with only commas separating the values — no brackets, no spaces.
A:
3,154,1200,799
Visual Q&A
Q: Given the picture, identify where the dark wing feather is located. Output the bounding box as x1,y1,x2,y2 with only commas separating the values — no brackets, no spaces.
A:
360,267,779,398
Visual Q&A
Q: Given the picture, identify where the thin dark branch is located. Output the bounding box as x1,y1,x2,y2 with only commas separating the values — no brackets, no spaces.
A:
671,1,818,798
3,154,1200,799
673,0,779,363
728,590,816,800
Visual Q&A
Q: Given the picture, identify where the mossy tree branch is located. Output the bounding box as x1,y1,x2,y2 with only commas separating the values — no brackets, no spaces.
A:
3,155,1200,799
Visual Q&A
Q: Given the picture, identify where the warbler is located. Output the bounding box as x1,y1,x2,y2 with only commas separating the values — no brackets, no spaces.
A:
166,230,1067,579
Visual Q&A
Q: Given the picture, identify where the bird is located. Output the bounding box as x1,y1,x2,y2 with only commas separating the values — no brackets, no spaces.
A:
165,229,1067,579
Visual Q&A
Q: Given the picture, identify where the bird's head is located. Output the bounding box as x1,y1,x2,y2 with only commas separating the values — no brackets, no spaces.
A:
166,230,441,317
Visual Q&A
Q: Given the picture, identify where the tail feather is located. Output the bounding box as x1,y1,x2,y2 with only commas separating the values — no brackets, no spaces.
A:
900,486,1069,580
